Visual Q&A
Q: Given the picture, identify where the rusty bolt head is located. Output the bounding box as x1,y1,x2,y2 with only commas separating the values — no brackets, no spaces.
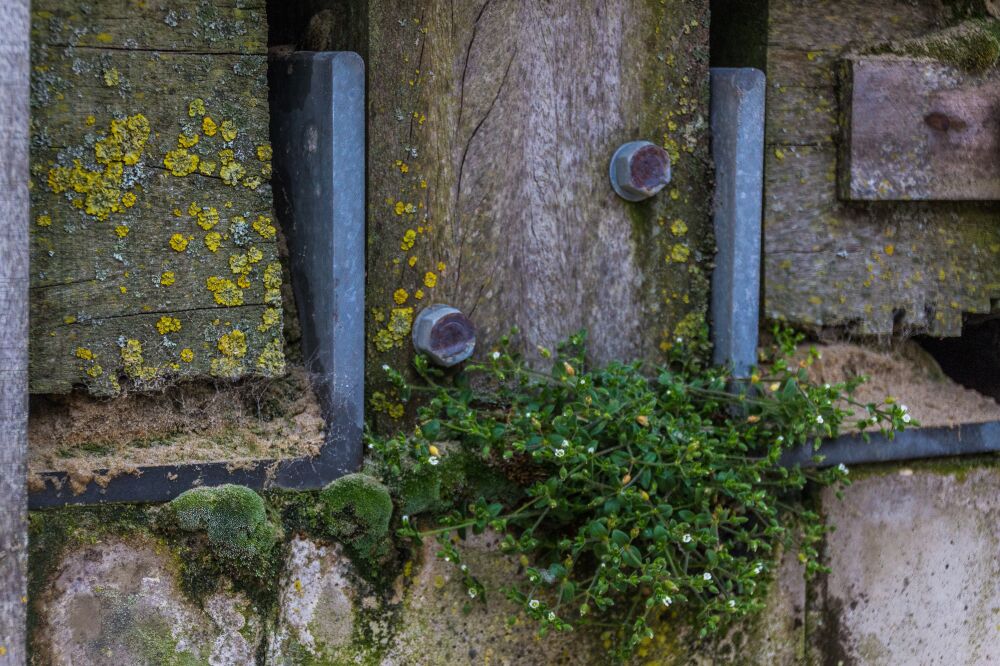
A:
609,140,672,202
412,304,477,367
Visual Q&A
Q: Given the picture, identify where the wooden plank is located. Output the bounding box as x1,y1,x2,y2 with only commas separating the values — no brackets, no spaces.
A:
840,55,1000,201
29,2,282,395
364,0,713,427
0,0,29,659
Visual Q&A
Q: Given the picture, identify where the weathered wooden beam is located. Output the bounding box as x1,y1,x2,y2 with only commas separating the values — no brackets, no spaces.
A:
364,0,713,425
29,0,282,395
840,55,1000,201
0,0,30,660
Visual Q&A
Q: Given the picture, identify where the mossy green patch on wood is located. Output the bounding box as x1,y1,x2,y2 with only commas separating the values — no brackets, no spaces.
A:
29,0,282,395
867,19,1000,73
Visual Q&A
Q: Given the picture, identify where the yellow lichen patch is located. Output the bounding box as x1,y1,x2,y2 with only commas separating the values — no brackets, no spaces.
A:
121,192,137,208
114,225,129,238
75,347,95,361
884,244,895,256
189,98,207,117
85,364,103,378
229,246,264,276
205,232,222,253
258,307,280,332
401,229,417,251
670,219,688,236
436,261,446,272
218,148,246,186
206,276,244,306
178,132,200,149
119,338,156,380
196,206,220,231
85,115,96,126
198,160,217,176
668,244,690,263
169,234,189,252
256,144,272,161
36,214,52,227
164,148,199,177
414,289,425,300
102,67,120,87
252,215,276,239
407,256,418,267
160,271,175,286
180,348,194,363
202,115,217,136
255,337,285,375
423,272,437,288
393,288,409,305
155,316,182,335
63,315,77,324
265,288,281,306
218,329,247,358
219,120,238,142
95,114,150,167
237,275,251,289
263,262,282,290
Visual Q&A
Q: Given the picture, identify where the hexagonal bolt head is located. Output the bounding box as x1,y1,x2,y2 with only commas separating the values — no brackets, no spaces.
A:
412,304,477,367
609,140,672,202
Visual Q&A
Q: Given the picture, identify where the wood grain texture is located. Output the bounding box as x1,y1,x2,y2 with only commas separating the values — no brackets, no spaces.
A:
364,0,713,423
29,1,283,394
840,56,1000,201
0,0,29,660
764,0,1000,336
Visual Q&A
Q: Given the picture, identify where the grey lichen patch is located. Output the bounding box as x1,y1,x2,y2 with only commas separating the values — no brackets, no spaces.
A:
867,18,1000,73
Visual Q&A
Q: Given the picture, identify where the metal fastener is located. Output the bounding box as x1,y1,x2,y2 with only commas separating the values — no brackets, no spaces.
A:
412,304,476,367
609,140,672,201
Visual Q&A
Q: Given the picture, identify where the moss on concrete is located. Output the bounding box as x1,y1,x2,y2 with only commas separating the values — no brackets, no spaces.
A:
316,474,393,563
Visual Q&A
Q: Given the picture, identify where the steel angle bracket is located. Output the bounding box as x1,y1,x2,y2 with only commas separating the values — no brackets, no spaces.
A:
30,52,366,507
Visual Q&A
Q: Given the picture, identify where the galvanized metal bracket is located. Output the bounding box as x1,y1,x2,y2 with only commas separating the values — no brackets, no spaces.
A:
29,52,366,507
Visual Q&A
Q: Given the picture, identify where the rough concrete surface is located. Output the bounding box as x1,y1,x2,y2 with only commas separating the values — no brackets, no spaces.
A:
35,537,261,665
812,467,1000,665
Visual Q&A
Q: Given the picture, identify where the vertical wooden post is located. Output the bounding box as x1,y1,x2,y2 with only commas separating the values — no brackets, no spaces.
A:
0,0,29,661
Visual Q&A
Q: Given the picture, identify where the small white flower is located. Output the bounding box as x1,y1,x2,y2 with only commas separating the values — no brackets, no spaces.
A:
579,379,587,386
776,436,784,443
528,599,540,609
900,404,909,412
402,515,410,523
871,416,879,425
662,596,673,607
491,351,501,360
460,564,468,571
561,439,570,448
728,599,736,608
468,588,477,599
382,364,390,371
753,563,763,575
587,446,596,454
547,611,556,621
837,463,849,475
428,456,440,466
525,412,532,418
444,556,450,562
703,572,713,581
368,443,374,449
823,383,830,390
682,534,692,543
902,413,911,423
676,337,683,343
554,448,566,458
815,415,824,425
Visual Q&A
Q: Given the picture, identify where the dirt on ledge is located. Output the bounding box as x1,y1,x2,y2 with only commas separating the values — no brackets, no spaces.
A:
805,341,1000,429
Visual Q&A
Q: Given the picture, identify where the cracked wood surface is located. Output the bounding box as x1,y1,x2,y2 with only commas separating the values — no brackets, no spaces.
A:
764,0,1000,336
29,0,282,394
365,0,713,423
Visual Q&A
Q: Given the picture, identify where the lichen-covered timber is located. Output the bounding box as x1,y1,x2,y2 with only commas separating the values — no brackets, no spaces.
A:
364,0,713,425
763,0,1000,336
29,0,283,394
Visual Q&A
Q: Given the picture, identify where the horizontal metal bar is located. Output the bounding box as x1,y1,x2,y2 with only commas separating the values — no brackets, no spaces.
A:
781,420,1000,469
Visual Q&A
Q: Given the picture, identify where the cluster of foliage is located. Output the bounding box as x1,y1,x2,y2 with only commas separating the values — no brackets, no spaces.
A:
371,327,912,660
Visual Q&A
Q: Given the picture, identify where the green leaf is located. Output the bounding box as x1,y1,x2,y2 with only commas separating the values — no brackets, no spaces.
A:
611,529,630,546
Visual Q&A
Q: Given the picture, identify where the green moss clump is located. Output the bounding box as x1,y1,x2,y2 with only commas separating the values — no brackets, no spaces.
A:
869,19,1000,73
162,484,279,572
317,473,393,561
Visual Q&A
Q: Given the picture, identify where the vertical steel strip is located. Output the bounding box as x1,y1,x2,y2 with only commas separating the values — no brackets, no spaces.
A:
709,68,766,378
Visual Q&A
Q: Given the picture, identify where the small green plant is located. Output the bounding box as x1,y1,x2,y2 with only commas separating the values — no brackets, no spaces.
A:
371,327,912,660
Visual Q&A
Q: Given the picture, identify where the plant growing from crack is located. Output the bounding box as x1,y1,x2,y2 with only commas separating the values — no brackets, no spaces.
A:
370,326,912,661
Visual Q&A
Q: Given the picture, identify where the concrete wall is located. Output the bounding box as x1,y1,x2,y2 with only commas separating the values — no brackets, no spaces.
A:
28,463,1000,664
